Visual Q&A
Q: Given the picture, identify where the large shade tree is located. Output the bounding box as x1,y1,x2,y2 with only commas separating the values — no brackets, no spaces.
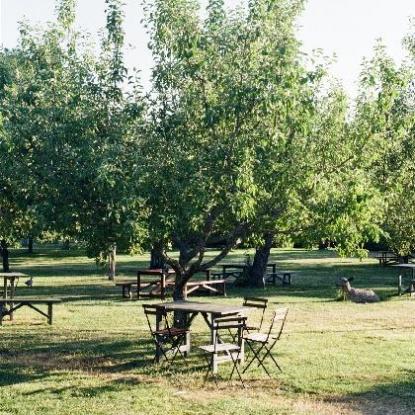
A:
140,0,379,294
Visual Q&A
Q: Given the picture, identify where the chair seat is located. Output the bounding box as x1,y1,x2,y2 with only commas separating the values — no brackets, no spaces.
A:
154,327,188,336
246,325,259,331
199,343,241,353
243,332,273,343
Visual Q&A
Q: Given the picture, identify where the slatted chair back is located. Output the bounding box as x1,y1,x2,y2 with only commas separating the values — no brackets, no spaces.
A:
243,296,268,331
212,316,247,353
142,304,170,335
266,307,288,342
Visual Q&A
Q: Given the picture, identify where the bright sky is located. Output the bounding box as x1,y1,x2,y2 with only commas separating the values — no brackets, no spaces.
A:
1,0,414,97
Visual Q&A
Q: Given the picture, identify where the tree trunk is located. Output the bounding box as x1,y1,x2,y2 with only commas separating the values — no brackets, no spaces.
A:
150,241,165,269
248,232,275,288
28,236,34,254
1,240,10,272
108,243,116,281
172,277,188,328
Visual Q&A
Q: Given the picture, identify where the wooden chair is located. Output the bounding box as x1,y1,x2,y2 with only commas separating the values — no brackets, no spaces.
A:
243,297,268,332
242,307,288,377
142,304,189,369
198,315,247,388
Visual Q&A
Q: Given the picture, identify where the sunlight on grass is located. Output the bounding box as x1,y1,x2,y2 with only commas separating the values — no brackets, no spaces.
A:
0,248,414,414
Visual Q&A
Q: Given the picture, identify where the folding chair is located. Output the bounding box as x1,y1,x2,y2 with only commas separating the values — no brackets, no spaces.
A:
243,297,268,332
198,315,247,388
142,304,189,369
242,307,288,377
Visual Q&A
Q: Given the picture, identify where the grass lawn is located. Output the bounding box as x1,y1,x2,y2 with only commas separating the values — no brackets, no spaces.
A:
0,248,414,415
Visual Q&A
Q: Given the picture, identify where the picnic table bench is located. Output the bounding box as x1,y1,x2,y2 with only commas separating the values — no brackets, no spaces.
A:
1,272,29,320
374,251,415,266
117,269,224,299
375,251,401,266
0,297,61,325
394,264,415,297
184,279,226,297
265,271,296,286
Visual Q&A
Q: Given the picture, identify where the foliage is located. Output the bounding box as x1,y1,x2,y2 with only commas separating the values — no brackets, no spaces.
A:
0,0,145,262
353,41,415,256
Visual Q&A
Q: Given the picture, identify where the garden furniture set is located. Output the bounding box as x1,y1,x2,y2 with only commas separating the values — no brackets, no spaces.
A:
143,297,288,387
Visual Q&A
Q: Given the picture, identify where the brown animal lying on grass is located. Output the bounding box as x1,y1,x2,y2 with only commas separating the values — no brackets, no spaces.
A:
336,277,380,303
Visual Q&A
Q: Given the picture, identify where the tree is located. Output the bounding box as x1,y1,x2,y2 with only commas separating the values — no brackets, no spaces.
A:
141,0,362,295
0,0,145,275
353,40,415,258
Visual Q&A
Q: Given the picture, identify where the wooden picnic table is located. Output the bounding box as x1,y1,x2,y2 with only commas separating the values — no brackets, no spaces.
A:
0,272,27,321
394,264,415,296
136,268,176,300
219,263,277,279
153,301,247,373
136,269,212,300
0,297,61,325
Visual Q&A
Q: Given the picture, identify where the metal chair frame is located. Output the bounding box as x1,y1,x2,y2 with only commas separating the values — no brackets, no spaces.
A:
242,307,288,377
243,296,268,332
142,304,189,369
199,315,247,388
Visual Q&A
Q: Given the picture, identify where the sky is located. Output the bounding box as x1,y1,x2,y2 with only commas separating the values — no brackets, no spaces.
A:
1,0,414,97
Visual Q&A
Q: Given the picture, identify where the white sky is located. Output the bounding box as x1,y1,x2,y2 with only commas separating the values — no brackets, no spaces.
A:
1,0,414,97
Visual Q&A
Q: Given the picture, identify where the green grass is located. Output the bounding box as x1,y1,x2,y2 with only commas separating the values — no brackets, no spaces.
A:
1,248,415,415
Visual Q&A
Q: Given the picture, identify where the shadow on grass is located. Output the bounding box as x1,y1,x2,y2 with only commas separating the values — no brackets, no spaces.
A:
4,248,402,305
334,372,415,414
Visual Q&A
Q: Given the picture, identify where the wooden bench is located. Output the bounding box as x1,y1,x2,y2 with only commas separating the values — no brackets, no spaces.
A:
184,279,226,297
265,271,296,286
115,280,138,299
376,252,400,266
0,297,61,325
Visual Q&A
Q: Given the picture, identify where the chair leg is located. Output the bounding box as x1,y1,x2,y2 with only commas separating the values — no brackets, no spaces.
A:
261,346,282,372
242,341,266,373
229,350,246,388
256,342,282,373
202,355,218,386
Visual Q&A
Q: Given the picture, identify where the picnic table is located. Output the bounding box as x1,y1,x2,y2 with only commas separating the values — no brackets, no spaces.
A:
0,272,27,320
217,263,277,279
394,264,415,297
153,301,247,373
136,268,176,300
134,268,214,300
0,297,61,325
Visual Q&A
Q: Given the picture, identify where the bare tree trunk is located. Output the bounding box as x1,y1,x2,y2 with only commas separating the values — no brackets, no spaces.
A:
173,276,188,328
28,236,34,254
150,241,165,269
248,232,274,288
1,240,10,272
108,243,116,281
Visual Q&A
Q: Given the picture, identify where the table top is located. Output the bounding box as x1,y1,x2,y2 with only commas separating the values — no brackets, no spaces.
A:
0,272,27,278
393,264,415,269
153,301,246,316
221,263,276,269
136,268,176,275
0,297,61,303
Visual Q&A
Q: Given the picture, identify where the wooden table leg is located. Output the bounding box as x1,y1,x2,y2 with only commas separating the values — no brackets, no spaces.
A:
238,320,245,365
155,309,162,363
137,272,141,300
211,313,218,374
160,272,166,300
9,277,16,321
48,303,53,325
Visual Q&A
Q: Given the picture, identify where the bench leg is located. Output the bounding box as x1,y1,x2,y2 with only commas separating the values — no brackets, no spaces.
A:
48,304,53,325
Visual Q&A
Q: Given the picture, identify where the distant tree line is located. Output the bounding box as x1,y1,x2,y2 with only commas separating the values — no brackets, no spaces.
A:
1,0,415,297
